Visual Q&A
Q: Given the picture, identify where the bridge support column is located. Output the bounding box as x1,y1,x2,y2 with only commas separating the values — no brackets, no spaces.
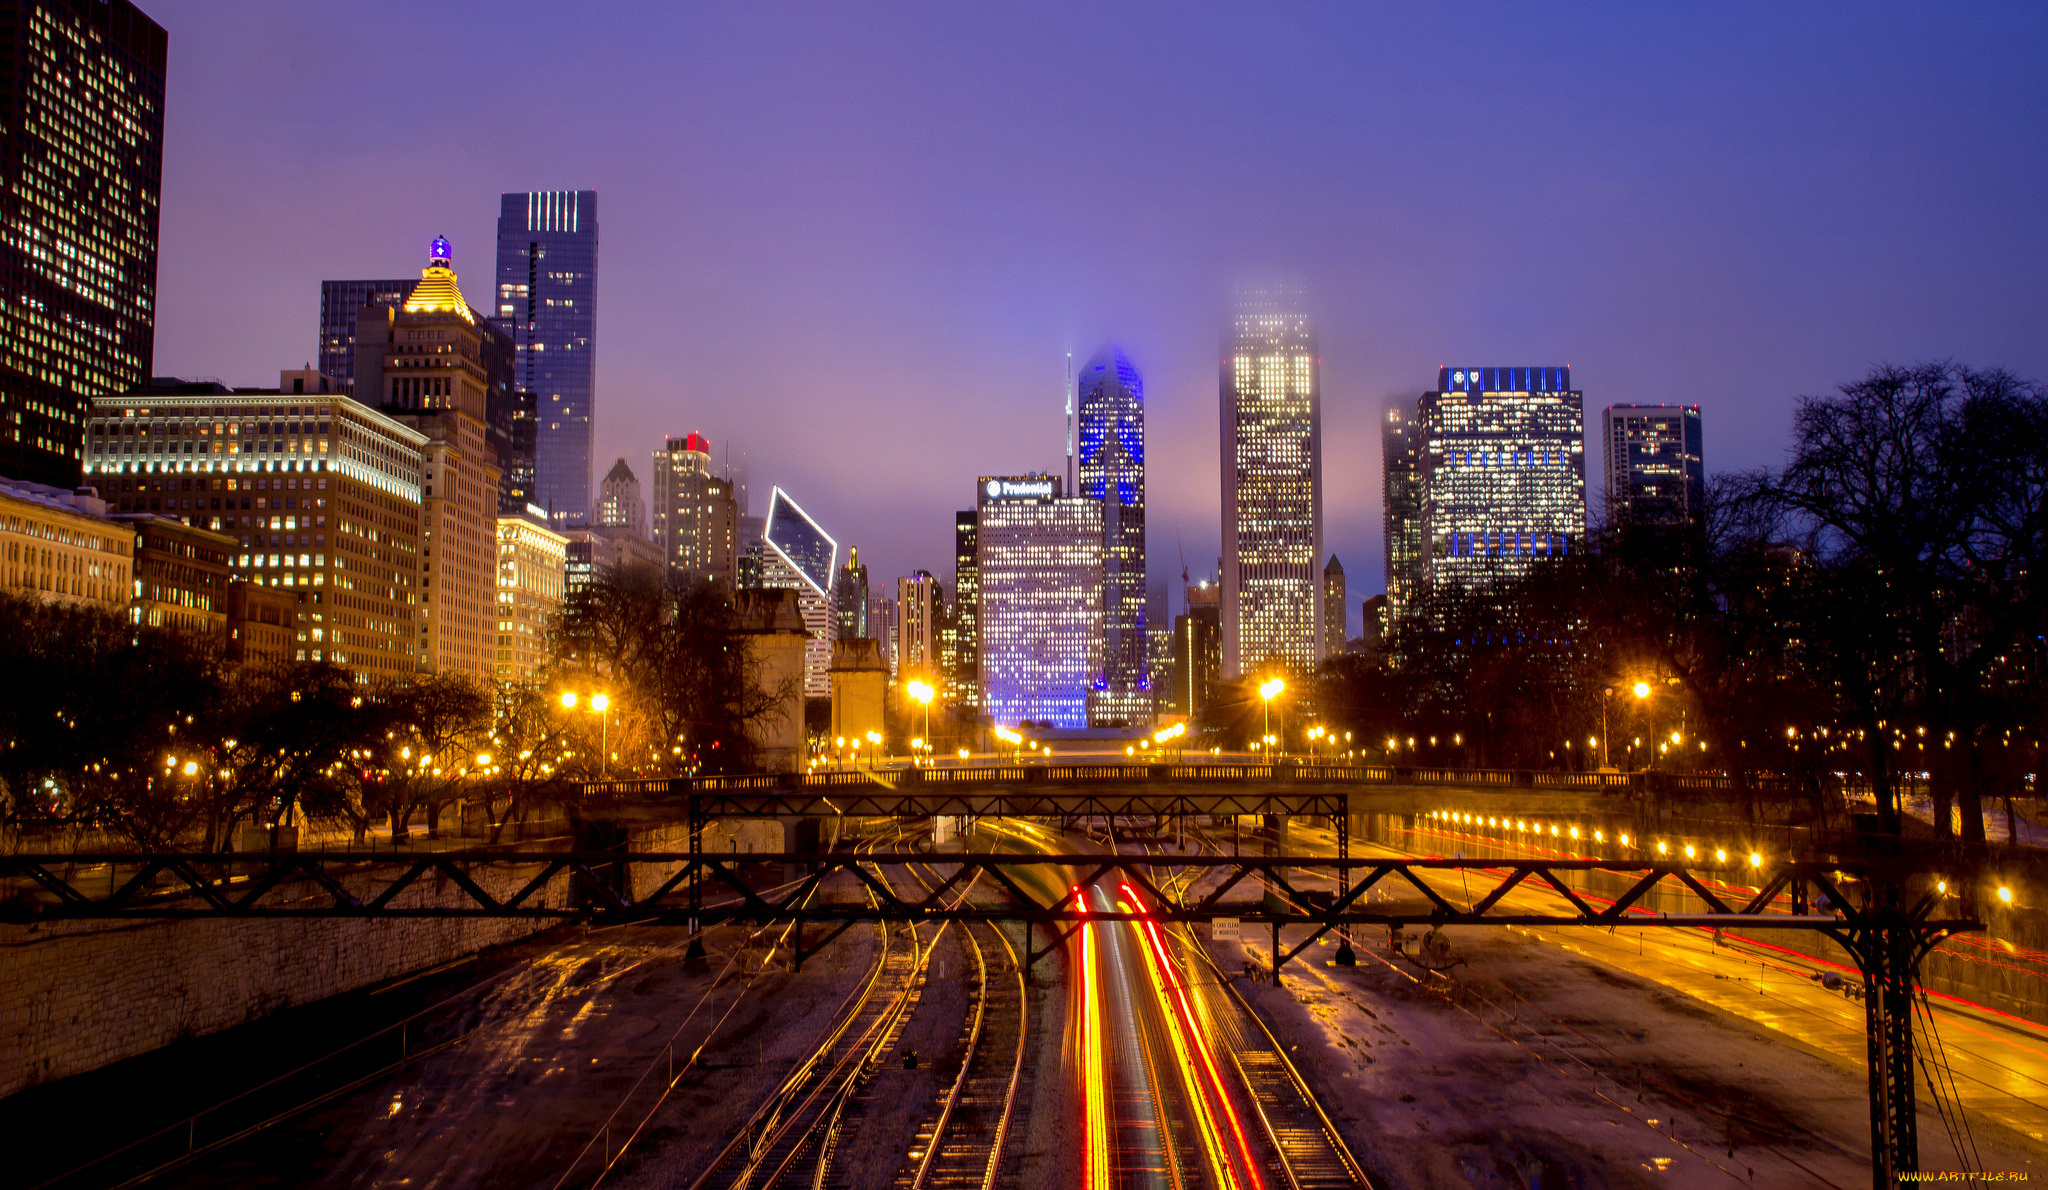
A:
686,803,705,961
1839,887,1934,1190
1334,794,1355,966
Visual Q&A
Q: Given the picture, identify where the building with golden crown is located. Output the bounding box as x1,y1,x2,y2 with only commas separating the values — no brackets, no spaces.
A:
355,237,504,680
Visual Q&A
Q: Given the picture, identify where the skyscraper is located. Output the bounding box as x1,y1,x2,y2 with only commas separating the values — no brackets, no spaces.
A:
1174,580,1222,720
1382,404,1424,621
1076,346,1148,726
1322,555,1346,658
594,457,646,536
1418,367,1586,589
976,475,1102,729
1603,404,1704,526
1219,280,1322,678
0,0,166,488
952,510,979,708
494,191,598,526
898,571,941,677
651,433,737,589
318,279,413,396
357,237,503,678
760,486,838,698
833,546,869,640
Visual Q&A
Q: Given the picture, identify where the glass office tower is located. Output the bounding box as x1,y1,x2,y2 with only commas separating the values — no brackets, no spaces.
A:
318,279,412,395
761,486,838,697
1218,280,1323,678
1382,404,1424,622
1076,346,1148,726
1418,367,1586,590
951,510,979,708
975,475,1102,729
494,191,598,526
1602,404,1704,526
0,0,166,488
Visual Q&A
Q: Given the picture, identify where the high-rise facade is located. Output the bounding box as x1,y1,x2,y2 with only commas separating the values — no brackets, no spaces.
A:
1173,580,1221,720
495,511,566,681
0,0,166,488
951,510,979,709
1322,555,1346,658
594,456,646,536
1602,404,1704,526
1382,405,1424,621
357,238,503,679
651,433,737,589
1219,281,1322,678
898,570,941,677
1418,367,1586,589
869,592,898,675
833,546,869,640
318,279,413,396
1076,346,1147,726
760,486,837,698
88,375,427,681
975,475,1102,729
494,191,597,527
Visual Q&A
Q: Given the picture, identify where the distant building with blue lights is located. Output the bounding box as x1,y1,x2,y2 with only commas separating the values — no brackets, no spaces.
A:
1417,367,1586,591
1076,346,1148,726
494,191,598,527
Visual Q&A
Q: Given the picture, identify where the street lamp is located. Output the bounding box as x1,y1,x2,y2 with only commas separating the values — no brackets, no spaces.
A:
906,680,934,766
560,690,613,777
1259,677,1284,757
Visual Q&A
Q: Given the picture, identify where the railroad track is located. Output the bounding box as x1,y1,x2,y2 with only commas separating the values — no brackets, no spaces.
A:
891,861,1029,1190
1141,835,1373,1190
687,841,963,1190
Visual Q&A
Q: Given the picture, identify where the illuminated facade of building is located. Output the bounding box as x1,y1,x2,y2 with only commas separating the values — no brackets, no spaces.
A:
832,546,868,640
951,510,978,708
1173,580,1221,719
0,0,166,488
1076,346,1148,725
975,475,1102,729
1382,404,1424,622
898,570,940,678
494,190,598,527
357,238,502,680
651,432,737,590
495,510,567,681
1418,367,1586,589
562,524,660,593
0,478,130,609
1219,281,1322,678
594,456,646,535
114,513,232,634
87,376,427,681
760,486,837,698
1602,404,1704,526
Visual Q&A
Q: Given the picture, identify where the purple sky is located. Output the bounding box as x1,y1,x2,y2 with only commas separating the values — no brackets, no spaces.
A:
149,1,2048,619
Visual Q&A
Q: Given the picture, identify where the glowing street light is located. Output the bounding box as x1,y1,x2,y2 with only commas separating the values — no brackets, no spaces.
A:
1259,677,1284,756
906,679,934,764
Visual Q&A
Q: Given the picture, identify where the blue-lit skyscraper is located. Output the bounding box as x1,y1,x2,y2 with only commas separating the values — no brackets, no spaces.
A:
1076,346,1147,726
1418,367,1586,589
494,191,598,526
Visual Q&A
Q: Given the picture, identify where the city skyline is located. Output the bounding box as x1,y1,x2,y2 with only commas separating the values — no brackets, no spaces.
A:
140,2,2047,614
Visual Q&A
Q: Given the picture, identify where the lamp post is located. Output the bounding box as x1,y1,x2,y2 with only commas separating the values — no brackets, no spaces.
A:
560,690,613,777
1259,677,1284,758
906,680,934,767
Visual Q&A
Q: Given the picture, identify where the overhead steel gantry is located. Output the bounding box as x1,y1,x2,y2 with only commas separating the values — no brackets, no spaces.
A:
0,848,1983,1190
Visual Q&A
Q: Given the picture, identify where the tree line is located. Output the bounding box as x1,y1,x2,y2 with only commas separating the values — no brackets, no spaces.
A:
1304,362,2043,840
0,563,790,849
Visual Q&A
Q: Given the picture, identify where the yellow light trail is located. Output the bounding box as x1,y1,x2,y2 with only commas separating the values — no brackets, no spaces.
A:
1122,882,1265,1190
1077,885,1111,1190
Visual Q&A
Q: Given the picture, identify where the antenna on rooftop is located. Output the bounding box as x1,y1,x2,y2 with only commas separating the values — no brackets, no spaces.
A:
1064,351,1074,495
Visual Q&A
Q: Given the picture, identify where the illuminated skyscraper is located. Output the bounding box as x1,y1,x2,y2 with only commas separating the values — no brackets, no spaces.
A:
319,279,412,396
951,510,979,708
1219,280,1322,677
494,191,597,527
1418,367,1586,588
594,457,646,536
0,0,166,488
760,486,837,698
651,433,736,589
1173,580,1221,719
1382,404,1424,621
358,237,503,679
1322,555,1346,658
898,570,941,676
976,475,1102,729
833,546,868,640
1076,346,1147,726
1603,404,1704,526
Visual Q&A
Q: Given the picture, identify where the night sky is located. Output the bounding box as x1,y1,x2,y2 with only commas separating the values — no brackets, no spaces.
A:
148,1,2048,618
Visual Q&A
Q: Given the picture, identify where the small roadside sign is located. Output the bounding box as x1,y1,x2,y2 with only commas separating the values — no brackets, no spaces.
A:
1212,917,1240,942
